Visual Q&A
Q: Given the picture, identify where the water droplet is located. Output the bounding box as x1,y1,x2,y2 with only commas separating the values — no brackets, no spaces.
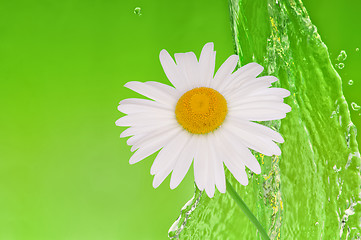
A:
351,102,361,111
337,50,347,61
356,48,359,52
336,63,345,69
333,164,342,172
348,80,354,85
134,7,142,16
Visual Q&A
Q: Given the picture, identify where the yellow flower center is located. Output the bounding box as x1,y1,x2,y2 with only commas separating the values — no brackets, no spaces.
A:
175,87,228,134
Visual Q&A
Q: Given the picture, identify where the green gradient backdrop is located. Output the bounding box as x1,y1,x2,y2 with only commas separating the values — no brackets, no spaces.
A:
0,0,359,240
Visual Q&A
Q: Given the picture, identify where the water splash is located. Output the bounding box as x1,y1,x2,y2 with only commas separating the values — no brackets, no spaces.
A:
339,199,359,239
168,188,202,239
169,0,361,239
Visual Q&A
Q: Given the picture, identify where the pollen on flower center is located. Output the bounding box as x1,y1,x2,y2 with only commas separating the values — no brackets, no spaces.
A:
175,87,228,134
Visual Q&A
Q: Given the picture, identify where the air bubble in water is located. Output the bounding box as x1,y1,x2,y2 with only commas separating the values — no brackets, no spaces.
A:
337,50,347,61
336,63,345,69
348,80,354,85
134,7,142,16
351,102,360,111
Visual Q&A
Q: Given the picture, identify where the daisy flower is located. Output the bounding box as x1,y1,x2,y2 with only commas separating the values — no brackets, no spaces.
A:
116,42,291,198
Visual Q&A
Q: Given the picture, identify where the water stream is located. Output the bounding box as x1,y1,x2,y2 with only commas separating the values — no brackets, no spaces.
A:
169,0,361,239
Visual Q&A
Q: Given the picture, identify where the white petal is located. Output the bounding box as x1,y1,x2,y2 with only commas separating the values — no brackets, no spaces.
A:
150,131,188,175
159,49,188,91
228,95,284,107
213,130,250,185
230,101,291,113
218,127,262,173
204,136,215,198
236,62,264,78
129,145,159,165
237,78,272,90
124,81,176,105
127,134,146,147
223,122,281,157
152,131,190,188
170,135,197,189
199,42,215,87
174,52,199,90
120,126,155,139
225,158,249,185
257,76,279,83
118,98,172,114
128,127,181,164
120,127,137,138
129,123,179,151
226,79,272,98
115,116,132,126
205,178,215,198
228,117,284,143
212,55,239,90
209,132,226,193
250,88,291,98
145,81,180,98
115,110,175,127
218,62,264,92
227,75,278,93
119,117,176,139
228,108,287,121
193,135,207,191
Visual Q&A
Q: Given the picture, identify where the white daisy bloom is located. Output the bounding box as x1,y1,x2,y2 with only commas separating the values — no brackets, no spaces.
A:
116,42,291,198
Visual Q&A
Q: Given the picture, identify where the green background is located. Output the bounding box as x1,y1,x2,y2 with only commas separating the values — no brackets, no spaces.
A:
0,0,359,239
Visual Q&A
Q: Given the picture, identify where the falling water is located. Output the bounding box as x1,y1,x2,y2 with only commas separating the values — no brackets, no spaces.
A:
169,0,361,239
